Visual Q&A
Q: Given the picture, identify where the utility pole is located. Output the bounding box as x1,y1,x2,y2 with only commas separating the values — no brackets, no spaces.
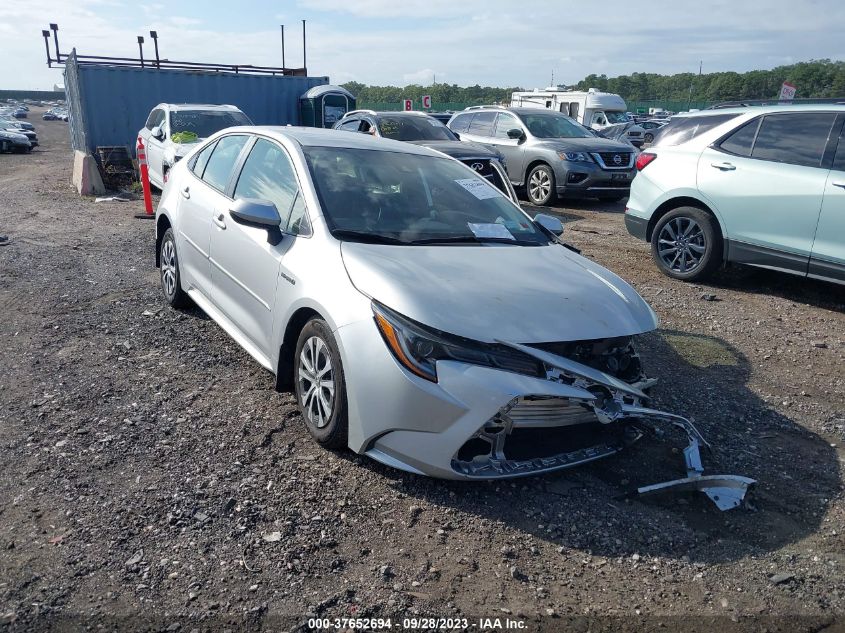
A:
302,19,306,74
280,25,286,69
687,60,702,109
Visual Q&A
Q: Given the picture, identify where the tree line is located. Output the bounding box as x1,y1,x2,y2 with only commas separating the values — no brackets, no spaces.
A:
342,60,845,106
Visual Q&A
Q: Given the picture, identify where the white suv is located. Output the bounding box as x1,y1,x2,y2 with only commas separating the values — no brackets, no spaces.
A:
625,105,845,284
138,104,252,188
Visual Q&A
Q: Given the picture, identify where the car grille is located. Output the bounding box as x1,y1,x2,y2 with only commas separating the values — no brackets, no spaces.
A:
506,397,597,428
595,152,632,168
627,131,642,137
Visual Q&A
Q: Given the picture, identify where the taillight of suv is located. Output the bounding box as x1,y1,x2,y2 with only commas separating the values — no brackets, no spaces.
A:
635,153,657,171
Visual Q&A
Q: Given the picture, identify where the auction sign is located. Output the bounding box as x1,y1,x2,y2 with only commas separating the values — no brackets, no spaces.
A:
778,81,797,101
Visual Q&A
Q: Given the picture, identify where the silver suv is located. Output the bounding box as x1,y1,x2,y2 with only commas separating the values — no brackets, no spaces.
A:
448,107,637,205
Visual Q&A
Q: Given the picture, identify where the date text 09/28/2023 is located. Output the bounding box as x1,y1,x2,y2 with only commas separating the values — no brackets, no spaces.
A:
307,616,527,630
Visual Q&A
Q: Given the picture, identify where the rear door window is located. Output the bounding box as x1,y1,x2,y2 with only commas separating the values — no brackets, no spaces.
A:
467,111,496,136
834,122,845,172
718,118,761,157
751,112,837,168
200,134,249,193
190,141,217,178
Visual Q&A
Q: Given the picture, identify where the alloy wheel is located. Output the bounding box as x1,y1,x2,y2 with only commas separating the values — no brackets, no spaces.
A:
298,336,335,428
657,216,706,274
161,238,177,298
528,169,551,203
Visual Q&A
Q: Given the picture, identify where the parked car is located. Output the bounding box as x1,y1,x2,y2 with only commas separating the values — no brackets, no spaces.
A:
0,129,32,153
12,109,27,119
42,111,60,121
154,126,750,491
137,103,253,188
448,107,637,205
332,110,517,203
625,105,845,284
0,119,38,148
637,119,667,143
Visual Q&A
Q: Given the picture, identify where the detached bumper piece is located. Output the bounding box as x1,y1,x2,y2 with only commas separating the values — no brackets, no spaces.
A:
472,341,756,511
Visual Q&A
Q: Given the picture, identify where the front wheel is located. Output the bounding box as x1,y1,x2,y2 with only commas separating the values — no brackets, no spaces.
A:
294,318,348,449
644,132,654,143
526,164,556,206
651,207,722,281
159,228,191,308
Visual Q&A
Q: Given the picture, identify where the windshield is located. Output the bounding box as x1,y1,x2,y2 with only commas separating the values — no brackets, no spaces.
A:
605,111,629,124
377,115,457,141
303,147,549,245
169,110,252,140
521,112,594,139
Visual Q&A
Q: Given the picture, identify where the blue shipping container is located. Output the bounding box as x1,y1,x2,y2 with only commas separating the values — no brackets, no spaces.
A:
63,51,328,154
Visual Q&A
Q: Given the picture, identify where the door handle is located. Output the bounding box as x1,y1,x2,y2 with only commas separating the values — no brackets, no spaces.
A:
711,162,736,171
181,186,190,199
212,212,226,230
833,181,845,189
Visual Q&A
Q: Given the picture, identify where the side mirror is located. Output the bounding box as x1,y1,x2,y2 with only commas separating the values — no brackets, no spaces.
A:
507,128,524,140
534,213,564,237
452,131,461,140
150,125,165,140
230,198,282,228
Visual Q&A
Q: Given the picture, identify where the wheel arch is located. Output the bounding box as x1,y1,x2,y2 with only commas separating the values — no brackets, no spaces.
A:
646,196,725,255
275,306,324,392
155,213,172,268
524,158,553,185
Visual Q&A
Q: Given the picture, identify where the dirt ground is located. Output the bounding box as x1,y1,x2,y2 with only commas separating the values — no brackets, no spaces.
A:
1,109,844,633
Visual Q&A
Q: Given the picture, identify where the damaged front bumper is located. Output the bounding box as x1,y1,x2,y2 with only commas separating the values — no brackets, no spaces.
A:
361,333,754,511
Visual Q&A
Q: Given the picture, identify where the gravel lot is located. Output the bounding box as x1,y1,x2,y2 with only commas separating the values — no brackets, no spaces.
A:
1,111,844,632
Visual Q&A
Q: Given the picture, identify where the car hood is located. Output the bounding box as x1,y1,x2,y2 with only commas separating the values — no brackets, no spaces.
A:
406,140,498,160
535,137,634,153
341,242,658,343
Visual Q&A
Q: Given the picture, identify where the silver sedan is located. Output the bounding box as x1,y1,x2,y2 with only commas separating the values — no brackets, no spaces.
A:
155,126,742,491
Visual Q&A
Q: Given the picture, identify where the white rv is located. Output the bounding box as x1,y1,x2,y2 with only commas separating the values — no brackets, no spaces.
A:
510,87,631,130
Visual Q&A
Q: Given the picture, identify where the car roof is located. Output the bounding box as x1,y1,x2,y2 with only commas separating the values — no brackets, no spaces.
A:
223,125,441,156
157,103,244,112
673,104,845,118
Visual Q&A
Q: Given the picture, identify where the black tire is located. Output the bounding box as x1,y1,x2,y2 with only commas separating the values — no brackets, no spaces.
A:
651,206,722,282
644,132,654,143
159,228,191,308
526,164,556,206
294,318,348,449
598,194,625,202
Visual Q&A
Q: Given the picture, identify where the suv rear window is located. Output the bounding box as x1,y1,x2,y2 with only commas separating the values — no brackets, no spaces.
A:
652,114,740,147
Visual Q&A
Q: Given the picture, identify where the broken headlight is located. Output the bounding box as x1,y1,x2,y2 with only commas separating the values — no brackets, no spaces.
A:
372,301,544,382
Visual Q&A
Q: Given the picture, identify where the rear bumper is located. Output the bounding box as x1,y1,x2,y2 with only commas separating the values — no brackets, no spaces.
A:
625,213,649,241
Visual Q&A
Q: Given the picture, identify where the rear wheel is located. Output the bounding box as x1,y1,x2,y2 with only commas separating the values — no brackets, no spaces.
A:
651,207,722,281
526,164,555,206
294,318,348,449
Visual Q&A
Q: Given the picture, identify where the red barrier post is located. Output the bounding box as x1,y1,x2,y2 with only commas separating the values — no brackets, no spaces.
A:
134,135,155,220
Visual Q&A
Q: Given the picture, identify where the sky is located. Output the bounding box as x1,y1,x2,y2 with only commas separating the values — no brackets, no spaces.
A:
2,0,845,91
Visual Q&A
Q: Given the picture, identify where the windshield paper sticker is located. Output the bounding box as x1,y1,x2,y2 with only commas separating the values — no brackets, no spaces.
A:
455,178,500,200
467,222,516,240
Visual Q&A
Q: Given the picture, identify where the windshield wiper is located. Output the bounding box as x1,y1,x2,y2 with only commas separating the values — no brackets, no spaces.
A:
332,230,409,245
408,236,541,246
